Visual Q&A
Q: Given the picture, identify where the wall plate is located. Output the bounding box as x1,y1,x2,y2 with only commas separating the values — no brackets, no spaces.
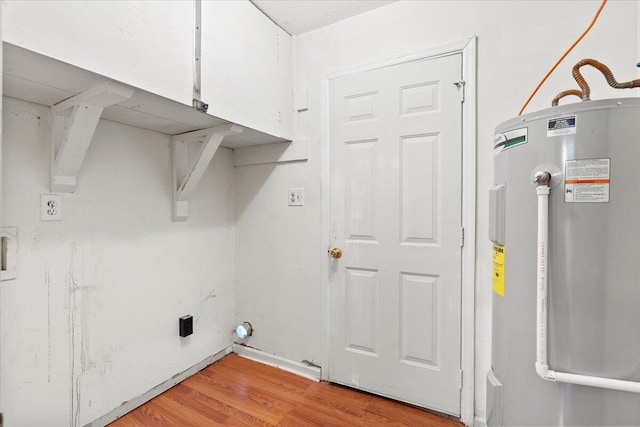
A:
288,188,304,206
41,194,63,221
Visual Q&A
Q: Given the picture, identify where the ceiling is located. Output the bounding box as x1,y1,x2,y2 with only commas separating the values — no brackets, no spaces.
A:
250,0,396,35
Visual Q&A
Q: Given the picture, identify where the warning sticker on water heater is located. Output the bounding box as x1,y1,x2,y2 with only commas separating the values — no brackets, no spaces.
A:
547,115,576,137
564,158,610,203
492,244,505,297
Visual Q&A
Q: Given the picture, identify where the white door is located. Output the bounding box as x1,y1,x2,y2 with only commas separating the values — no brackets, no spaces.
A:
328,54,463,416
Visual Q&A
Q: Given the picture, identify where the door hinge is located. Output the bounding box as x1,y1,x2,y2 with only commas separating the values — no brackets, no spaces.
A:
460,227,465,247
454,80,465,102
458,369,464,389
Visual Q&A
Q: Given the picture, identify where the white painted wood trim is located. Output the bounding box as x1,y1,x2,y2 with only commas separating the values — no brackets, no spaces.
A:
172,123,243,221
474,415,488,427
232,138,309,167
87,346,233,427
293,88,309,112
325,38,473,81
460,36,478,427
52,104,102,193
320,75,332,382
52,80,135,116
193,0,202,102
321,36,477,425
232,344,321,382
178,126,242,198
50,81,134,193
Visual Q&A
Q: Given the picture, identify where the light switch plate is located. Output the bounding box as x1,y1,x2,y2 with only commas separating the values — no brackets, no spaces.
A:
41,194,63,221
288,188,304,206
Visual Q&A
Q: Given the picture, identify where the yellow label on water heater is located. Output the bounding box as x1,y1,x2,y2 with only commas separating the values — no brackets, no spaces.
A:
493,244,505,297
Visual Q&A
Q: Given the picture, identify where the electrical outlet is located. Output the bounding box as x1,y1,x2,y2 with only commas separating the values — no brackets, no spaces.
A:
41,194,63,221
288,188,304,206
179,315,193,337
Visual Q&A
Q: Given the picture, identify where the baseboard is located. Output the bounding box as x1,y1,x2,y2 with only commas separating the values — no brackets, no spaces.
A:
473,415,488,427
232,343,321,382
87,345,233,427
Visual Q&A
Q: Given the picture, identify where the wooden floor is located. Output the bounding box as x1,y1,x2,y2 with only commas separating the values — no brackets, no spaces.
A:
110,354,463,426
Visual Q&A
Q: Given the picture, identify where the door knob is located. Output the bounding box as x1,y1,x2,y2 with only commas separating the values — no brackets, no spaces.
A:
329,248,342,259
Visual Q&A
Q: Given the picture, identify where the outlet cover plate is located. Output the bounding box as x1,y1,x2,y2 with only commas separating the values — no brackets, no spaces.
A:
41,194,63,221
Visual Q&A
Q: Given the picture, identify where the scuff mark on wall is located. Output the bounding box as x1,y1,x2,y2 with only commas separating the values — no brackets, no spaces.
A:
69,276,76,427
46,266,51,383
2,302,21,347
68,242,82,427
196,288,218,321
203,289,217,302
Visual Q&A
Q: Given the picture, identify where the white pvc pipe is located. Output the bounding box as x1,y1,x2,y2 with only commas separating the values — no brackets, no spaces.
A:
535,181,640,393
535,185,552,379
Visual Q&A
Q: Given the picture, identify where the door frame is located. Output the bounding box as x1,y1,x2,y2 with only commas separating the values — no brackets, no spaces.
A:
320,36,477,426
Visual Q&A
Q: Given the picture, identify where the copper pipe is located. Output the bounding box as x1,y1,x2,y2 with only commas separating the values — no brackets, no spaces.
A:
572,58,640,100
551,89,584,107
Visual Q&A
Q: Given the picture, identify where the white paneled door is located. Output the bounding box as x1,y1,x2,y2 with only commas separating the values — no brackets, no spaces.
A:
328,54,463,416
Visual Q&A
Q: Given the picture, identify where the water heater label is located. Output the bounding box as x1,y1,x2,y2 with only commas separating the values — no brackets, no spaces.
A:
564,158,610,203
493,244,505,297
547,115,576,137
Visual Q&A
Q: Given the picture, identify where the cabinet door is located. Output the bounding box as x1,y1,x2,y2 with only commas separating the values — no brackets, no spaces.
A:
200,1,293,139
3,0,193,106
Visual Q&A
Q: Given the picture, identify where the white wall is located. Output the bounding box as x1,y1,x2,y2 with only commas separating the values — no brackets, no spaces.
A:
234,0,639,422
1,97,236,426
235,157,323,361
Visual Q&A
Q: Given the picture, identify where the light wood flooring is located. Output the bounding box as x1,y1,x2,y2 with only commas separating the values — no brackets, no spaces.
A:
110,353,463,426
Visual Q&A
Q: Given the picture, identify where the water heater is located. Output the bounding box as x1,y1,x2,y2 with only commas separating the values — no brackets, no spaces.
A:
488,98,640,426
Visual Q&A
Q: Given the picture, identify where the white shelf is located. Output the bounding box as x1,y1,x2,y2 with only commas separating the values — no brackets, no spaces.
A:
3,42,295,220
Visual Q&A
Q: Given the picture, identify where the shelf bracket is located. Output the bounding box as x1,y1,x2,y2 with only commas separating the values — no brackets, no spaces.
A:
51,81,135,193
172,123,244,221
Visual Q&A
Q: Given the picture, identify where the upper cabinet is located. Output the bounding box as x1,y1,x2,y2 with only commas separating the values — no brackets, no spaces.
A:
200,1,293,140
2,0,293,141
2,0,194,107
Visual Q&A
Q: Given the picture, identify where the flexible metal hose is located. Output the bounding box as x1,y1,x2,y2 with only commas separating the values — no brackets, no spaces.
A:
551,89,584,107
572,58,640,100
